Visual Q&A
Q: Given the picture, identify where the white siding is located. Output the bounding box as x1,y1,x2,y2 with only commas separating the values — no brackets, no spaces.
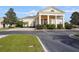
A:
22,18,35,27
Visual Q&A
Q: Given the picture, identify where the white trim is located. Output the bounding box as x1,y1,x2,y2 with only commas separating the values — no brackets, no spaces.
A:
47,15,49,24
63,15,65,28
55,16,57,28
39,15,41,25
36,36,48,52
39,13,64,16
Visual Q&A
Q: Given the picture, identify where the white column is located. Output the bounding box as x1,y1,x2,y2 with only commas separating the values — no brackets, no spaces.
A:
39,15,41,25
47,15,49,24
35,16,37,26
55,16,57,28
62,16,65,28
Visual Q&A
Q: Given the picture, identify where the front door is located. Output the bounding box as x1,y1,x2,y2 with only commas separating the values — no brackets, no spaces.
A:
50,19,56,24
44,19,47,25
41,19,47,25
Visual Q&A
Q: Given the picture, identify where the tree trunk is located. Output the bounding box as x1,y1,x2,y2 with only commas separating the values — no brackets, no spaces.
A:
3,24,5,28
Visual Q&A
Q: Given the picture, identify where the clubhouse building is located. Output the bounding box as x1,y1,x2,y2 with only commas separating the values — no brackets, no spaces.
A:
22,7,65,28
0,7,65,28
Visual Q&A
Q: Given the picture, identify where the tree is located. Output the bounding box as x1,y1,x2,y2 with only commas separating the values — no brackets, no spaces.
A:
65,22,72,29
3,17,6,28
3,8,17,27
70,12,79,25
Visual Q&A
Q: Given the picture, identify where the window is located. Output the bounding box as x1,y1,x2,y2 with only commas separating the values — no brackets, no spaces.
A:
51,10,54,12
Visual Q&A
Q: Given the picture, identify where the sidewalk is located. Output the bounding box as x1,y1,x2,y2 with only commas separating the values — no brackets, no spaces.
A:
0,35,8,38
3,28,35,31
1,28,79,31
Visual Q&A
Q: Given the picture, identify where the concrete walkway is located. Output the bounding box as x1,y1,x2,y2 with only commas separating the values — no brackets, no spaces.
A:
4,28,35,31
0,35,8,38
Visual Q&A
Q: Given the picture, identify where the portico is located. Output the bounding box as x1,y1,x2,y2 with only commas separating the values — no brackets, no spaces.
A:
37,14,64,28
35,7,65,28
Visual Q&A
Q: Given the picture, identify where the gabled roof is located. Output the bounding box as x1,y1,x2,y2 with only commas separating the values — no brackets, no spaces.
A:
38,6,65,14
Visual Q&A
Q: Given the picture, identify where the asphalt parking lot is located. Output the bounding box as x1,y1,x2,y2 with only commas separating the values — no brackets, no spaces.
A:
0,30,79,52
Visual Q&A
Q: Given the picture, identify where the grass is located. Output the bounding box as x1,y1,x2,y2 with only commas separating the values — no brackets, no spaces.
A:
0,34,44,52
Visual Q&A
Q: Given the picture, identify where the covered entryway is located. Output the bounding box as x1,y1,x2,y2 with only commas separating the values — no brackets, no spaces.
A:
35,7,65,28
36,15,64,28
41,15,47,25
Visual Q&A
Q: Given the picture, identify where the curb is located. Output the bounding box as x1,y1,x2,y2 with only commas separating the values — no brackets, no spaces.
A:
36,36,48,52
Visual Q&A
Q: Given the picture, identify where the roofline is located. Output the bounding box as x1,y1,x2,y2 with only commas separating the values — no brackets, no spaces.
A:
21,16,36,19
38,6,65,13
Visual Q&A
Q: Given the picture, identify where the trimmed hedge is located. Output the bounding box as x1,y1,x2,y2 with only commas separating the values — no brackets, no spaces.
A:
46,24,56,29
36,25,43,29
36,23,79,29
57,24,63,29
36,24,56,29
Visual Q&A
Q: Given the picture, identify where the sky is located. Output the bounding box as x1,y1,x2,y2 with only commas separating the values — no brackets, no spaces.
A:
0,6,79,22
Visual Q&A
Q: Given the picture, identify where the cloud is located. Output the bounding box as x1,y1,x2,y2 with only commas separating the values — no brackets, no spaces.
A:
0,9,7,14
16,10,38,16
64,9,79,13
25,10,38,16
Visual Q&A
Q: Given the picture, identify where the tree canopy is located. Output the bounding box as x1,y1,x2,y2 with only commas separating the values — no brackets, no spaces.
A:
70,12,79,25
3,8,17,27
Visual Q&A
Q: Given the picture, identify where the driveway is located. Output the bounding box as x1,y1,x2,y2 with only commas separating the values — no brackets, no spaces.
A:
0,30,79,52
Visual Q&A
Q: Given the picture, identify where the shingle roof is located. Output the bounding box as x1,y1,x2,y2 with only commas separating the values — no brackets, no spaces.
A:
21,16,36,19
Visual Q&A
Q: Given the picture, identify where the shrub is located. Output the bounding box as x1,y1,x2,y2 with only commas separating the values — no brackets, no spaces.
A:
36,24,56,29
16,21,23,28
42,25,47,29
36,25,43,29
72,24,79,28
46,24,56,29
36,25,47,29
57,24,63,29
9,26,15,28
9,24,16,28
65,22,72,29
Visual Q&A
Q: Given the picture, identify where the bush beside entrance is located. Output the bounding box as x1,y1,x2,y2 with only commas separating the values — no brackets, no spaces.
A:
57,24,63,29
36,24,56,29
46,24,56,29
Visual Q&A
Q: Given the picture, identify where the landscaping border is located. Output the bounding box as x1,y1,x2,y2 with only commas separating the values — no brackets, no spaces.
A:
36,36,48,52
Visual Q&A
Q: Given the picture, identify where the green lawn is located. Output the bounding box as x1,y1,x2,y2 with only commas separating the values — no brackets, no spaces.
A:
0,34,44,52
